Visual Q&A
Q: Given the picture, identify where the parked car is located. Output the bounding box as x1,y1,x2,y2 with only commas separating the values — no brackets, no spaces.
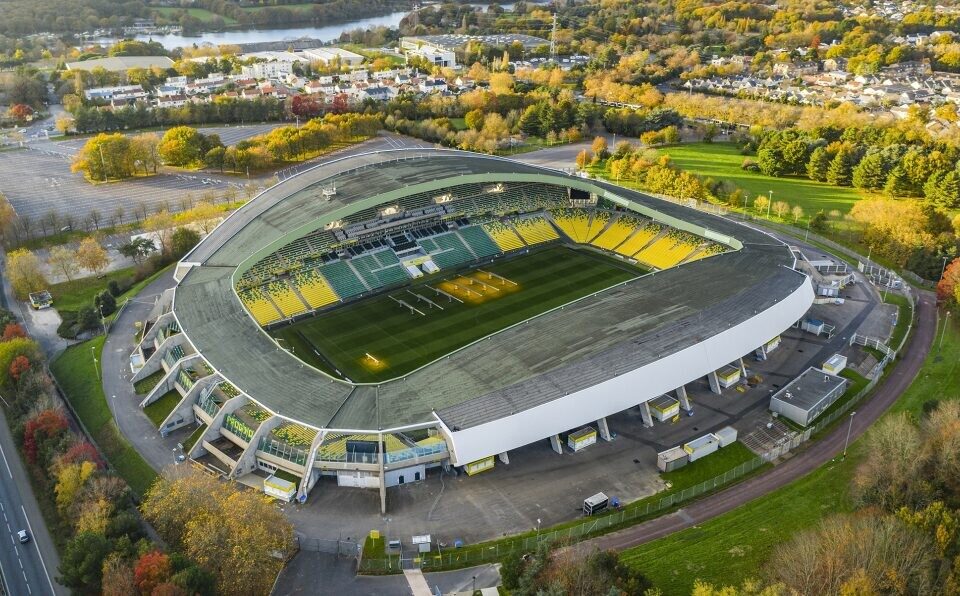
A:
17,530,29,544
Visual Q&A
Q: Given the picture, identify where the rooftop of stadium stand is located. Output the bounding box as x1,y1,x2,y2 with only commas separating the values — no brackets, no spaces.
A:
174,149,805,433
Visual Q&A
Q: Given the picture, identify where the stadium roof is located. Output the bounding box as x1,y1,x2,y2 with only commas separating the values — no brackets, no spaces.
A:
175,149,805,432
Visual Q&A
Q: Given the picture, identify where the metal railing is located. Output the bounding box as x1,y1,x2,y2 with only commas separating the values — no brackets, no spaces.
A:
258,436,309,466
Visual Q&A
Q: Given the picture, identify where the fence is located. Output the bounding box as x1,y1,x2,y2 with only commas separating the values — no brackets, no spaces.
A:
356,302,913,574
298,536,359,557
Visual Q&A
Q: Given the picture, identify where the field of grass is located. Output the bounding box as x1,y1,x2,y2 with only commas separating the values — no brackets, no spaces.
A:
134,369,164,395
621,449,860,593
239,3,316,12
153,7,236,24
272,246,638,382
50,337,158,496
49,267,137,313
889,311,960,416
656,142,866,216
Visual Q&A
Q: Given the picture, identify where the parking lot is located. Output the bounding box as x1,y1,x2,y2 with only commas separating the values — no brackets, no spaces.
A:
0,147,243,225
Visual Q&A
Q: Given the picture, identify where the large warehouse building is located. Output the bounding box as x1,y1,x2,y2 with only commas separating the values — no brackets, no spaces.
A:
130,149,814,511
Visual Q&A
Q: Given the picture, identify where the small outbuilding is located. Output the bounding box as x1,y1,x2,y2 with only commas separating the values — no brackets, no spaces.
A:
657,446,689,472
822,354,848,375
769,367,848,426
649,395,680,421
568,427,597,452
683,434,720,462
713,426,738,447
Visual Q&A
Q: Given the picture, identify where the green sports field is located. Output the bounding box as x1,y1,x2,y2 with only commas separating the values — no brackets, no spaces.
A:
271,246,640,382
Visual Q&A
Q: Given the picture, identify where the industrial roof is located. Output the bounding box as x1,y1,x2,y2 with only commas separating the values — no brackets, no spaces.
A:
173,149,806,432
770,367,848,413
65,56,175,72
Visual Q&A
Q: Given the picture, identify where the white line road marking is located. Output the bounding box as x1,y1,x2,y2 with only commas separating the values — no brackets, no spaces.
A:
0,437,12,478
21,506,55,595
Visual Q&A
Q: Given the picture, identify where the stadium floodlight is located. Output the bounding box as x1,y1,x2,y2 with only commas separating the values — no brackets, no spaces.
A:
324,219,344,230
485,183,505,194
433,193,453,204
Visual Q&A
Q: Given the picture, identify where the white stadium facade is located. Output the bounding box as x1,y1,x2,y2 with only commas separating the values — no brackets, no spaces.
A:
130,149,814,510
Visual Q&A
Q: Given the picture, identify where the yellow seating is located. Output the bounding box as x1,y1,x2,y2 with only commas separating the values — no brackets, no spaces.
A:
482,221,525,251
585,211,610,241
294,270,340,309
239,289,282,325
267,280,308,317
634,235,700,269
273,422,318,447
591,216,637,251
513,216,559,245
615,224,661,257
552,209,591,242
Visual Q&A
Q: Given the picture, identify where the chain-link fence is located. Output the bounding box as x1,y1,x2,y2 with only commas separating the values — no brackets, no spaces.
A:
357,297,915,574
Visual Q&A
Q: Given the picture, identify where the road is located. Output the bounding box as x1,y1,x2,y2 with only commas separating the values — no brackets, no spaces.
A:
0,408,63,596
582,289,937,553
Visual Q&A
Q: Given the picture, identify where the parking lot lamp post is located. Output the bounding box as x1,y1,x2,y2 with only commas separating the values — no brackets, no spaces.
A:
766,190,772,218
536,518,541,541
842,411,856,459
98,144,107,182
940,311,952,351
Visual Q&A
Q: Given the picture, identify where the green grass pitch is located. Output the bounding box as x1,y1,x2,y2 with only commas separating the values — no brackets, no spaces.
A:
270,245,640,382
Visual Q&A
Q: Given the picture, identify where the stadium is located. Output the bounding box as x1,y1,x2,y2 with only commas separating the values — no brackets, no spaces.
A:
130,149,814,510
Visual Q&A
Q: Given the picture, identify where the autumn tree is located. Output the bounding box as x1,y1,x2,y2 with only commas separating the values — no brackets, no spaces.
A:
134,551,172,595
9,355,30,382
158,126,205,167
766,513,937,595
772,201,790,219
142,469,295,595
76,237,109,276
6,248,47,299
591,136,609,160
71,133,136,181
937,257,960,305
753,195,770,216
144,211,174,255
101,555,137,596
2,323,26,342
48,246,78,282
575,149,590,171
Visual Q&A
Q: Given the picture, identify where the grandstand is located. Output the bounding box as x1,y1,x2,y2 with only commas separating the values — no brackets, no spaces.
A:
292,270,340,309
135,149,814,509
482,220,525,252
512,216,560,245
634,232,703,269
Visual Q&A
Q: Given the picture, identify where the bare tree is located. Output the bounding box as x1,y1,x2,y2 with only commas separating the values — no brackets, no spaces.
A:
42,211,59,238
852,413,926,510
767,513,937,595
88,208,102,231
111,206,125,228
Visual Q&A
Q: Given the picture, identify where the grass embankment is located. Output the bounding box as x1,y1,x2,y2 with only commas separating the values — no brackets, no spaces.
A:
50,336,158,496
144,390,182,427
273,246,638,382
883,291,911,350
134,369,164,395
620,303,953,592
655,142,866,216
661,442,755,490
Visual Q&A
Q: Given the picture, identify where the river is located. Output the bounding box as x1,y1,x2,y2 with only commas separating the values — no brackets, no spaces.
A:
93,0,547,50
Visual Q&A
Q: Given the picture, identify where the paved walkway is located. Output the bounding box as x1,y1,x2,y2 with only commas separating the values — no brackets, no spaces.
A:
581,289,937,554
101,269,185,473
403,569,432,596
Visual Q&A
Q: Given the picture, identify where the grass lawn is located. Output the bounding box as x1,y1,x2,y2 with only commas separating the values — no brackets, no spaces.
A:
49,267,137,313
272,246,638,382
621,450,860,594
184,423,207,451
888,311,960,416
656,142,866,216
50,337,158,496
153,6,236,24
144,390,181,427
661,441,756,490
273,469,301,484
134,369,164,395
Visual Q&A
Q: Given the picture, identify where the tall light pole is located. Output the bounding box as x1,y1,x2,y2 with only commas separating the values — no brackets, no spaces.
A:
941,255,949,281
842,410,856,459
536,518,541,541
766,189,773,218
939,311,952,351
91,345,99,380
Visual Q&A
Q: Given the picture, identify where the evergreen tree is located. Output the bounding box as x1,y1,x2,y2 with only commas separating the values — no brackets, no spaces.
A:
852,152,888,190
517,105,541,137
926,170,960,208
883,165,912,197
807,146,832,182
756,146,787,177
827,149,855,186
